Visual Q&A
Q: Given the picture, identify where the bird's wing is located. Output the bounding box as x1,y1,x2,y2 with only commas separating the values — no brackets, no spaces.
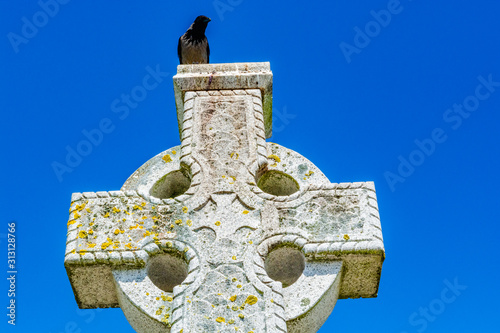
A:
206,38,210,63
177,36,183,64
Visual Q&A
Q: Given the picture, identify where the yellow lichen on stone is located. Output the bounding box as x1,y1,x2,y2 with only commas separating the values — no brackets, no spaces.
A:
343,234,350,240
162,154,172,163
175,219,183,225
230,295,237,302
133,205,142,211
78,230,87,238
215,220,221,226
73,212,81,219
75,204,86,212
242,210,249,215
88,243,96,248
186,219,192,226
103,212,110,218
112,207,121,213
216,317,225,323
78,249,87,255
182,206,188,213
101,238,113,250
166,296,173,302
237,284,242,288
268,154,281,163
232,256,237,260
67,220,76,227
228,319,235,324
238,314,244,319
161,313,170,323
245,295,258,305
172,150,177,155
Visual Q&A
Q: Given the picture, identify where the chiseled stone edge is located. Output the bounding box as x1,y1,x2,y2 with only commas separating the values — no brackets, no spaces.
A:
176,62,271,75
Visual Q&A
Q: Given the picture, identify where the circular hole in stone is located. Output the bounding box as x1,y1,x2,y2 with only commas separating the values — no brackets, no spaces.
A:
150,168,191,199
257,170,299,196
147,254,188,292
265,247,305,287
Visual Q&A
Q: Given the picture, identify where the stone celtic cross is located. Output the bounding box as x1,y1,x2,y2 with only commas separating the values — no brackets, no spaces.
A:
65,63,385,333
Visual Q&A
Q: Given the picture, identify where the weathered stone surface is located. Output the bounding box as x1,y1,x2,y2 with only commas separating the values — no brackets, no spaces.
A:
65,63,385,332
173,62,273,139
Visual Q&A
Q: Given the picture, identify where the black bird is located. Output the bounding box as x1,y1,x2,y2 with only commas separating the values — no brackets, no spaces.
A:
178,15,211,64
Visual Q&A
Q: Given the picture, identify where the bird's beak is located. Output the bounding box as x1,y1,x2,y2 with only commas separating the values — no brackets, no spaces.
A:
205,18,211,23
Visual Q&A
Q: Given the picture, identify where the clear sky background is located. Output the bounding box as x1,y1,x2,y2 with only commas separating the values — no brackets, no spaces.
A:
2,1,500,332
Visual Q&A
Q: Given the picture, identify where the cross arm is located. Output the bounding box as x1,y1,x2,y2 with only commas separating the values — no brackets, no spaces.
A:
254,181,384,299
64,190,193,308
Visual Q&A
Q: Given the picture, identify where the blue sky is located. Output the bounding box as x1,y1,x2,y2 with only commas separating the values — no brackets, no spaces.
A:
2,1,500,332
